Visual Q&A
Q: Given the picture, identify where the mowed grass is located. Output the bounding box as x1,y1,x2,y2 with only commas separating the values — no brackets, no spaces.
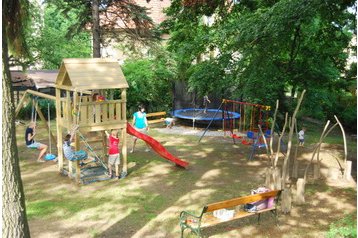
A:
16,120,356,238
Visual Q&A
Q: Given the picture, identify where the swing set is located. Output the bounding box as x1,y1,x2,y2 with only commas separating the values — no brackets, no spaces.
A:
15,59,129,184
223,99,271,136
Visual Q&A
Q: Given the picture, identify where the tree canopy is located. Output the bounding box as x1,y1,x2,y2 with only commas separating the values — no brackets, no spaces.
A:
163,0,356,129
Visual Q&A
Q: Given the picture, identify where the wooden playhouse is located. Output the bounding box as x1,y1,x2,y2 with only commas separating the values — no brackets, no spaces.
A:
55,58,128,183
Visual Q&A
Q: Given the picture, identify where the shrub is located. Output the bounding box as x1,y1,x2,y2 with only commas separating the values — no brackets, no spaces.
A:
326,213,357,238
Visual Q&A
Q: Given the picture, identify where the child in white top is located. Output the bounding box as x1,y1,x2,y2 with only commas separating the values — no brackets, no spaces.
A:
298,127,306,147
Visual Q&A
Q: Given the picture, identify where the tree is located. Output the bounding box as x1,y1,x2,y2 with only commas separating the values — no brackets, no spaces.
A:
47,0,159,57
2,0,31,236
163,0,356,127
122,46,177,112
33,3,92,69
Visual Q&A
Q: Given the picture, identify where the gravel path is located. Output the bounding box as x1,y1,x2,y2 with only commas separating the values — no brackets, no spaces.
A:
154,126,243,137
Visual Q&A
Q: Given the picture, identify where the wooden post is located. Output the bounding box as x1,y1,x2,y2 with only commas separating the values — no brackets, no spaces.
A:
56,88,64,173
281,188,292,214
121,89,127,175
292,159,299,178
66,91,73,178
295,178,305,204
73,92,81,183
274,167,282,190
344,161,352,180
15,91,28,117
265,167,275,190
102,131,107,162
313,162,320,180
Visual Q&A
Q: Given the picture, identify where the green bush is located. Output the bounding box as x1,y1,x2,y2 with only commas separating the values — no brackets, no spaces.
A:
121,50,177,115
326,213,357,238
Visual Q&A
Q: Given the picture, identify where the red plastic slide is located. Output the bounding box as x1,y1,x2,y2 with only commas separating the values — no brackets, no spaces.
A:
126,123,189,168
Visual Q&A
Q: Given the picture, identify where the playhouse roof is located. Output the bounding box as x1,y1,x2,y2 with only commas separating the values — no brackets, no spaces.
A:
56,58,128,90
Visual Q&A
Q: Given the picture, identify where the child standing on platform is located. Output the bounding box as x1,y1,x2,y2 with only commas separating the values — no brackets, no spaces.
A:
106,129,121,179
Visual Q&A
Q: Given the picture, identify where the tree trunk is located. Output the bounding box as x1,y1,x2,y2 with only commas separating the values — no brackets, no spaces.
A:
92,0,101,58
2,25,31,237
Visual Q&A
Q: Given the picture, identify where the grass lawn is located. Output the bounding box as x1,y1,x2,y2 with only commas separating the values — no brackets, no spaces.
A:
16,120,356,238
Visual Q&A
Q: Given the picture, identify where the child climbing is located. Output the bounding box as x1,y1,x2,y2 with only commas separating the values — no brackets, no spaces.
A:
63,125,88,161
130,105,150,153
105,129,121,179
203,95,211,113
25,122,48,162
164,117,176,129
298,127,306,147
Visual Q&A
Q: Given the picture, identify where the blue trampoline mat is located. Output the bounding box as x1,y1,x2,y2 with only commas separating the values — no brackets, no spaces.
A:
173,108,240,121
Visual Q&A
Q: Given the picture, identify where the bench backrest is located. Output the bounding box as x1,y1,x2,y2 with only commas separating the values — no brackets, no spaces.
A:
146,112,166,118
204,190,281,213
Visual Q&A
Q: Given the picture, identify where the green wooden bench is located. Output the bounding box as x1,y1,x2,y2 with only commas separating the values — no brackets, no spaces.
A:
179,190,281,237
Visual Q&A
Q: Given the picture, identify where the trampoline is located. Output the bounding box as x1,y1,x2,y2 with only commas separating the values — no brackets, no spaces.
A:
173,108,240,122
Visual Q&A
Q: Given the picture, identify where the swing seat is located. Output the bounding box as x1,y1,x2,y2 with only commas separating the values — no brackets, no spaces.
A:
231,134,242,139
44,154,57,160
247,131,256,139
241,140,252,145
264,130,271,138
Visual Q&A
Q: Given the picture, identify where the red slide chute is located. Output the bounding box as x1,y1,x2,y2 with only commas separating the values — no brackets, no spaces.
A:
126,123,189,168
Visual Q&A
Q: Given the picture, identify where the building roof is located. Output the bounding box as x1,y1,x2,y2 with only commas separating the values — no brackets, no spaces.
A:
56,58,129,90
11,70,58,89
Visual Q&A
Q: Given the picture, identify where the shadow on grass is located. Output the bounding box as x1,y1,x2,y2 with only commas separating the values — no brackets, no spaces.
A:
17,122,357,238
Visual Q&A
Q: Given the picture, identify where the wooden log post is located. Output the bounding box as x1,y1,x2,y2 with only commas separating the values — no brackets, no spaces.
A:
313,162,320,180
274,167,282,190
295,178,305,204
292,159,299,179
66,91,73,178
344,161,352,180
265,167,275,190
102,131,107,162
15,91,28,117
73,92,81,183
56,88,64,173
281,188,292,214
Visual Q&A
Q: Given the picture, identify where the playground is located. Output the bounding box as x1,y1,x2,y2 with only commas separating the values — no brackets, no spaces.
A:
16,117,356,237
12,59,356,238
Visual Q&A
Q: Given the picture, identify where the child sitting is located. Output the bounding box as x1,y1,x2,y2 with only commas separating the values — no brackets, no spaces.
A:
63,126,88,161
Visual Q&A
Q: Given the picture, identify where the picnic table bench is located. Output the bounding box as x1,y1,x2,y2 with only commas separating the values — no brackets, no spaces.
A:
147,111,166,124
179,190,281,237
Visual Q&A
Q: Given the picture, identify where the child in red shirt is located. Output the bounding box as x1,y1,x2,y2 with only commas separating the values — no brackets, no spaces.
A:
106,129,121,179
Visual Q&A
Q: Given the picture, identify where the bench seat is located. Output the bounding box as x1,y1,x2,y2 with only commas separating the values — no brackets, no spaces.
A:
146,111,166,124
180,190,281,237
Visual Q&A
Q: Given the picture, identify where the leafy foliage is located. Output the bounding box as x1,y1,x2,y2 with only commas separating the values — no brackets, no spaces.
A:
29,3,92,69
163,0,356,130
121,47,177,114
46,0,159,57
